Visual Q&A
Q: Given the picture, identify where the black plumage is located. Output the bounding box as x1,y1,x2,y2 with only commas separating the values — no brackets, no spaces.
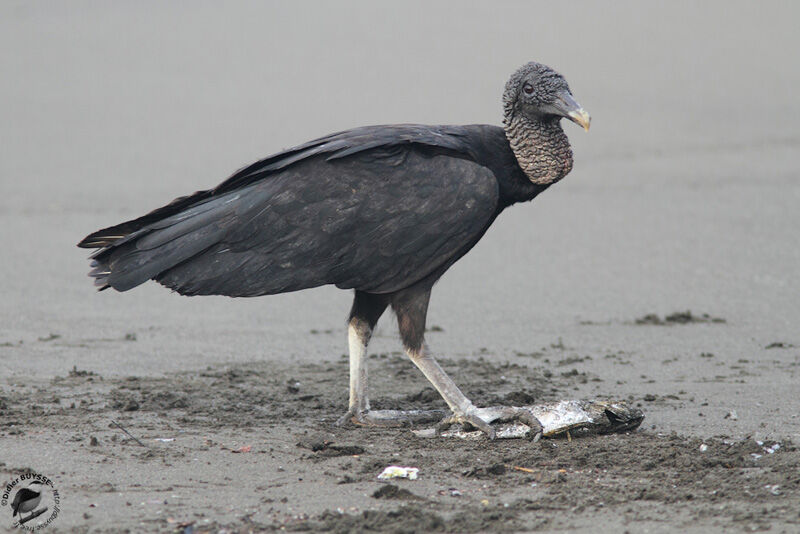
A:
83,125,528,295
78,61,590,437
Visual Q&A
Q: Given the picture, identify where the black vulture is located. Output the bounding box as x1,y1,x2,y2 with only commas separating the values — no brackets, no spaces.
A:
78,61,590,438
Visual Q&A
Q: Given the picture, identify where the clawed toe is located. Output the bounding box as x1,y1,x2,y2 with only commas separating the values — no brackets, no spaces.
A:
335,407,360,427
436,412,497,439
335,408,404,427
437,406,543,441
492,406,543,441
336,408,445,428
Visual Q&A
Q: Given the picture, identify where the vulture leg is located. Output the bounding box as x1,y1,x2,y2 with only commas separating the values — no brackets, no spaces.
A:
394,287,543,440
335,291,443,427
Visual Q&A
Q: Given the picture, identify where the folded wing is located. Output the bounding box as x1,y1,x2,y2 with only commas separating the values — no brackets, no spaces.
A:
79,126,500,296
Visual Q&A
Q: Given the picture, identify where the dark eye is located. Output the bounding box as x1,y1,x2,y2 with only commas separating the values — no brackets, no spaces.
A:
523,83,534,95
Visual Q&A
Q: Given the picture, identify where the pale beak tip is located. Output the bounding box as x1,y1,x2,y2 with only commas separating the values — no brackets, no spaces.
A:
568,109,591,132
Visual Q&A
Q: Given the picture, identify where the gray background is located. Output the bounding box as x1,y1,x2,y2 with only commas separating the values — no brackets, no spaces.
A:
2,1,799,439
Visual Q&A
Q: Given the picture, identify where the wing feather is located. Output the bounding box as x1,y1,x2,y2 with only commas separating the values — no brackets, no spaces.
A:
80,125,503,294
154,152,498,296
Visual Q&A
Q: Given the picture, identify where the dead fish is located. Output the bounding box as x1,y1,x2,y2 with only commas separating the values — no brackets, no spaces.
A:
413,400,643,440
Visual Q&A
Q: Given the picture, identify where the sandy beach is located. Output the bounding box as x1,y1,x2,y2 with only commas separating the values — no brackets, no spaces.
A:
1,2,799,532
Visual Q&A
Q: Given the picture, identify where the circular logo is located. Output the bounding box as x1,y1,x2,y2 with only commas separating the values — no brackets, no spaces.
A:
1,473,60,531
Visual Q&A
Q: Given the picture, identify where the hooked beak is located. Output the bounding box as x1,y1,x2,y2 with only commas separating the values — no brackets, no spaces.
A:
547,91,591,131
567,108,591,132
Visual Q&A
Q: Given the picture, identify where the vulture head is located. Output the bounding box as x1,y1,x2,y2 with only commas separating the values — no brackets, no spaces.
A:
503,61,590,131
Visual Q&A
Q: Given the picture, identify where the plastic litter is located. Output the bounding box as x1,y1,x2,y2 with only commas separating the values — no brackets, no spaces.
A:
377,466,419,480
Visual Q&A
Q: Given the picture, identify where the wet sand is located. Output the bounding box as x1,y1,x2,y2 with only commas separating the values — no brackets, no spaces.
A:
1,1,799,532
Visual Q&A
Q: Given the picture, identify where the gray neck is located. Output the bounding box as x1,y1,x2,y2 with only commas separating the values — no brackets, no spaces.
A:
503,112,573,186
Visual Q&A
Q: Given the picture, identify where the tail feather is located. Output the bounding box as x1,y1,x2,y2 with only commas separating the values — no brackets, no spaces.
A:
86,259,111,290
77,188,215,250
104,226,226,291
79,191,238,292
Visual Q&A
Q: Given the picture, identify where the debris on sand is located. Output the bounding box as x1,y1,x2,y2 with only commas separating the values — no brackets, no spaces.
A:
463,463,507,478
68,365,98,378
634,311,726,325
765,341,795,349
296,437,365,457
110,419,147,447
377,466,419,480
372,484,422,500
757,441,781,455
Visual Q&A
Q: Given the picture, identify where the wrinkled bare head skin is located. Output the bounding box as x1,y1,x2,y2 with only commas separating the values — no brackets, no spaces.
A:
502,62,590,185
503,62,590,129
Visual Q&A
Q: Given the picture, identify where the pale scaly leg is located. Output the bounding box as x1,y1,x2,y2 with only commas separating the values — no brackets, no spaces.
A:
394,286,543,440
335,316,372,424
335,291,443,427
407,345,542,439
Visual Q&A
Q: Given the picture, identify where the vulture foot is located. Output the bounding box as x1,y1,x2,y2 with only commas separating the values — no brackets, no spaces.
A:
335,408,445,428
436,406,543,441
